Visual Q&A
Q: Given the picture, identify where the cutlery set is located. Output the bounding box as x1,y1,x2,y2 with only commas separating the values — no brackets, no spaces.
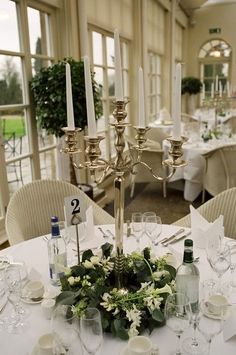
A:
161,229,191,247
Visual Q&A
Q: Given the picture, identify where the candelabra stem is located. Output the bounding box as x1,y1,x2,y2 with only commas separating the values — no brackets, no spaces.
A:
69,155,77,186
114,173,125,289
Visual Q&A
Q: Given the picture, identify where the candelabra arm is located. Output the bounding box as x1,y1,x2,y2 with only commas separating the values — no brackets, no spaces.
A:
131,160,176,182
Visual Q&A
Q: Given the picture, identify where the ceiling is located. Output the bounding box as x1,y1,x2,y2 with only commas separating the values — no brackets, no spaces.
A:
179,0,207,15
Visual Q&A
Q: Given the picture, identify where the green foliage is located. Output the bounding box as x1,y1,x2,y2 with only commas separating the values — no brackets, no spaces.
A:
57,244,175,340
181,76,202,95
31,58,103,137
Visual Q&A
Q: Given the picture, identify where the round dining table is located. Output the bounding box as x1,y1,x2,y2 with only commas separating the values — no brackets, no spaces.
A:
0,224,235,355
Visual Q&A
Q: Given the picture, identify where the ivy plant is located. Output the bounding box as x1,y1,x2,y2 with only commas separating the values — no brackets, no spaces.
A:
31,58,102,137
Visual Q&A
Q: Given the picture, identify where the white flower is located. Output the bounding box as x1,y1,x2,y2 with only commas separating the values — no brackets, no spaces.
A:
152,270,169,281
83,260,94,269
100,292,117,312
128,325,139,338
74,276,81,283
126,305,142,338
68,276,75,286
64,267,72,276
156,284,172,295
90,256,100,265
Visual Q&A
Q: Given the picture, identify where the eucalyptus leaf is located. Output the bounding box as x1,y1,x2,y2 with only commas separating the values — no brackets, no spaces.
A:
152,309,165,323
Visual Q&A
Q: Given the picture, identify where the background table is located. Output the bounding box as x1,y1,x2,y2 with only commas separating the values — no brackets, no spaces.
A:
0,224,235,355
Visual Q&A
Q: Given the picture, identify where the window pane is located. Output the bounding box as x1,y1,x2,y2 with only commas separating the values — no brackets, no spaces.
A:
7,157,32,196
204,64,213,77
94,67,104,98
31,58,52,76
93,32,103,65
40,148,56,179
122,42,129,69
1,109,29,154
0,0,20,51
106,37,114,67
27,7,42,55
108,69,115,96
0,56,23,105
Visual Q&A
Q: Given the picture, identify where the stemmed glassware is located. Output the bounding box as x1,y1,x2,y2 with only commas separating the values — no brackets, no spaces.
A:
80,308,103,355
51,304,80,354
143,213,162,250
206,243,231,293
197,301,224,355
131,212,143,251
164,292,191,355
4,265,28,334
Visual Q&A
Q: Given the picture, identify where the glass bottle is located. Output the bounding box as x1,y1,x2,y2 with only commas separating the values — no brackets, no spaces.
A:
47,216,67,285
176,239,199,313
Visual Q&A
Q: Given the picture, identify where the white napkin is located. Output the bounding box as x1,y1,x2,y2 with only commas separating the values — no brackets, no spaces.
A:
223,308,236,341
85,206,95,241
190,205,224,249
159,107,172,123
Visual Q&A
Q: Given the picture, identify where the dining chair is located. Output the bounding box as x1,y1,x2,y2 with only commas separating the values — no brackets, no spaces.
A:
126,135,167,198
201,143,236,202
5,179,114,245
172,187,236,239
4,132,24,184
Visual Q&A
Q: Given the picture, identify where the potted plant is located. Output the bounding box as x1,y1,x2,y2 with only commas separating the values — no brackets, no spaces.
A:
31,57,102,185
181,76,203,114
31,57,102,137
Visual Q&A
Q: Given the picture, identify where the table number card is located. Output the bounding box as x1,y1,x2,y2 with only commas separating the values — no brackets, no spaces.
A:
64,194,86,226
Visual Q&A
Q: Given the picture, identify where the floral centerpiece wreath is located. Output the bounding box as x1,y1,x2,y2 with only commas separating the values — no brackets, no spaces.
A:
57,243,176,340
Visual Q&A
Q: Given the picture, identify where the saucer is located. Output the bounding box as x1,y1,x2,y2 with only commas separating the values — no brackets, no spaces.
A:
21,296,43,304
202,301,230,320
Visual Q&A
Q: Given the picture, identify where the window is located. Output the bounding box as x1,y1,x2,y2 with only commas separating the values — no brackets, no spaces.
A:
0,0,58,232
199,39,231,99
148,52,162,122
89,29,129,160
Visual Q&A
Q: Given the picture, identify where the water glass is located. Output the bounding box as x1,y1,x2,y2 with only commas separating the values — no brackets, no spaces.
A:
164,292,191,355
80,308,103,355
131,212,143,251
51,304,80,354
4,265,28,333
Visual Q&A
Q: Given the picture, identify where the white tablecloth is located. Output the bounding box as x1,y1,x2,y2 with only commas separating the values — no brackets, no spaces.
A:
0,225,235,355
163,138,236,202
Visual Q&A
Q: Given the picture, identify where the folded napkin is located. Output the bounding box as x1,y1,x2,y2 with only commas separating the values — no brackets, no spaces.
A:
71,206,95,244
190,205,224,249
159,107,172,123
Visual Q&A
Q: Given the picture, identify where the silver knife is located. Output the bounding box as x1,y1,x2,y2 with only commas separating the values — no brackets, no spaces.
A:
165,230,191,246
160,228,185,245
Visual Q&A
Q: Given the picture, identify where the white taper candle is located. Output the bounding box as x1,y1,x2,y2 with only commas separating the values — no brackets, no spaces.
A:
219,81,222,97
83,56,97,138
66,63,75,130
172,63,182,140
114,29,123,101
202,82,205,100
138,67,145,128
215,75,219,92
211,83,214,98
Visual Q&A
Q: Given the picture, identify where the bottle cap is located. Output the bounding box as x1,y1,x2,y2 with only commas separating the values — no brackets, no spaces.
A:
184,239,193,247
51,216,58,223
183,250,193,263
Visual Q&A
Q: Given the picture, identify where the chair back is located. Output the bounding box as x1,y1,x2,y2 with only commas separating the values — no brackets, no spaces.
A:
202,144,236,198
6,179,114,245
173,187,236,239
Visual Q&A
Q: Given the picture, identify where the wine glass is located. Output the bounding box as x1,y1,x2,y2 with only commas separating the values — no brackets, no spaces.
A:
144,214,162,249
4,265,29,333
164,292,191,355
197,301,224,355
223,241,236,304
80,308,103,355
131,212,143,251
51,304,80,354
58,221,71,245
207,244,231,293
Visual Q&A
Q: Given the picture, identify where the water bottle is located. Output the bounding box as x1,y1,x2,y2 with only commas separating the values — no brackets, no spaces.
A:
175,239,199,313
47,216,67,285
